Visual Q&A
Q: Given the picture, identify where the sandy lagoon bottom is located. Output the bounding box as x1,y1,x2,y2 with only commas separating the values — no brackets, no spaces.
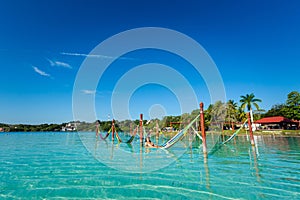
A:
1,132,299,199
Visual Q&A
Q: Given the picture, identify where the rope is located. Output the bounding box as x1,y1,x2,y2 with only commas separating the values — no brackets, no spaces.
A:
208,120,248,155
191,126,202,140
161,115,200,149
221,120,248,145
126,126,139,143
115,131,122,143
98,128,112,140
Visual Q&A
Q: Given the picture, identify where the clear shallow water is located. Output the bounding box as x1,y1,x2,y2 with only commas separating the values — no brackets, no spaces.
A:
0,132,299,199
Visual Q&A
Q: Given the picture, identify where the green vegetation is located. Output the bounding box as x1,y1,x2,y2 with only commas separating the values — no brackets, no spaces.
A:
1,91,299,133
226,100,238,129
0,123,62,132
240,93,262,112
263,91,300,120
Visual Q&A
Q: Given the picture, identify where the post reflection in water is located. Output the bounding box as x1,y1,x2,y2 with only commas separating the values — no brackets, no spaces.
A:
251,145,261,182
110,140,115,160
189,132,193,162
140,143,143,174
138,143,143,185
94,138,99,158
203,156,210,189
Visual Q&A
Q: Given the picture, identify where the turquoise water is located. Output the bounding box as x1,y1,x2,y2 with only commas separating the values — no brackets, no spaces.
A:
1,132,300,199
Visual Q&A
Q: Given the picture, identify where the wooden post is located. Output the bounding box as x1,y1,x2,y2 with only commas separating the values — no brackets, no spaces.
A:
247,112,255,146
188,119,191,135
112,119,115,141
96,120,100,138
200,102,207,157
140,114,143,144
130,123,132,135
155,120,159,144
156,120,159,138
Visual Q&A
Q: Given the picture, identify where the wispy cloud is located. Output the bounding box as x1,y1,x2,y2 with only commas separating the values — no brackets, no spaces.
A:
61,52,136,60
33,66,51,77
61,52,107,58
47,59,72,69
81,90,96,95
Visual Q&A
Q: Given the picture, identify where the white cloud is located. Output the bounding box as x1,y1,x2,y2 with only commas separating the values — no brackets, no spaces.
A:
61,52,106,58
33,66,51,77
54,61,71,68
47,59,72,69
61,52,135,60
81,90,96,95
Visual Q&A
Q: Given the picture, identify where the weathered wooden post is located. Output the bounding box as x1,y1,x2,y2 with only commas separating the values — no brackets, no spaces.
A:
130,123,132,135
200,102,207,157
140,114,143,144
96,120,100,138
112,119,115,141
156,120,159,139
247,112,255,146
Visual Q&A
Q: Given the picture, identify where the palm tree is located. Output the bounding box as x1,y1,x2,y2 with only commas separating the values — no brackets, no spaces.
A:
211,101,226,131
226,100,238,130
240,93,262,122
237,106,247,122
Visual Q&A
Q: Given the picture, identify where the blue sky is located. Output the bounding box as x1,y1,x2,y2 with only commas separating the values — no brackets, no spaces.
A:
0,0,300,124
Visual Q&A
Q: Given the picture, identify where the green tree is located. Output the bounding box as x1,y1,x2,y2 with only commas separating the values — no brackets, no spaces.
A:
283,91,300,120
240,93,262,111
286,91,300,106
204,104,213,129
236,106,246,122
226,100,238,129
252,109,265,121
240,93,262,122
263,104,286,117
210,101,226,131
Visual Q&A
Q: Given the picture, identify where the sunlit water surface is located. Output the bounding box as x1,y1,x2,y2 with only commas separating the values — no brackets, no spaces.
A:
0,132,299,199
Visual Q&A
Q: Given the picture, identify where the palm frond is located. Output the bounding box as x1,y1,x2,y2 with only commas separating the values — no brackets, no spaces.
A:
253,102,260,110
253,98,262,102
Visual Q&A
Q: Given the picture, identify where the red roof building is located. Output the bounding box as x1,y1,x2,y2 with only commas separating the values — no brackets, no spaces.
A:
255,116,299,130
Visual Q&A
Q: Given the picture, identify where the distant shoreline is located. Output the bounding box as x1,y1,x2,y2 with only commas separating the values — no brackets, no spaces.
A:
2,130,300,139
159,130,300,137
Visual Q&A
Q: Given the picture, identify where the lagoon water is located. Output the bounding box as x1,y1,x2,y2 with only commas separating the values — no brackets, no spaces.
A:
0,132,299,199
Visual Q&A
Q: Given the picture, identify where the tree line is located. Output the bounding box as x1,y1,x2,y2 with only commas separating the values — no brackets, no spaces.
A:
79,90,300,132
0,123,63,132
263,91,300,120
1,91,299,132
